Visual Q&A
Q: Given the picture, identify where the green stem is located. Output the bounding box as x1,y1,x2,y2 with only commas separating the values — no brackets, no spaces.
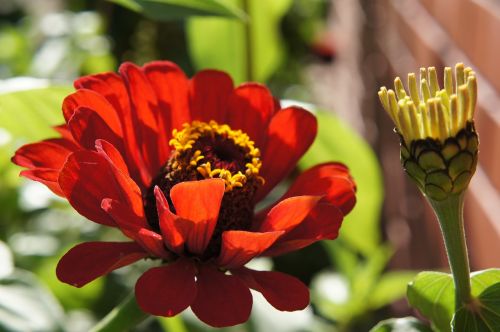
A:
429,193,472,308
242,0,253,81
90,293,149,332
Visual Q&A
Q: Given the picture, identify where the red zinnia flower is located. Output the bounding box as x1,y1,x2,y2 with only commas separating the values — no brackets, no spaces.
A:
12,61,356,327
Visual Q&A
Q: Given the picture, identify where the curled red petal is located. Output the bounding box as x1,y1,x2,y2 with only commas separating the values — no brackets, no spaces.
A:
189,69,234,124
169,179,225,254
59,151,143,226
56,241,146,287
12,139,75,170
256,107,317,202
257,195,321,233
217,230,284,269
21,169,64,196
191,264,252,327
264,203,344,257
67,106,123,151
281,162,356,215
226,83,276,147
135,259,197,317
154,187,186,254
232,267,309,311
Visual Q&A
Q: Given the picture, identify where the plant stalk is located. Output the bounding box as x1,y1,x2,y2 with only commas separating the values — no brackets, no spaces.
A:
429,193,472,308
90,293,149,332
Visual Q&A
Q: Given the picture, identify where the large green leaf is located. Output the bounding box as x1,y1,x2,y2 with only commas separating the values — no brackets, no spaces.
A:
0,269,65,332
370,317,433,332
0,86,71,184
407,271,455,332
109,0,245,21
452,269,500,332
0,86,70,141
299,110,384,255
186,0,292,84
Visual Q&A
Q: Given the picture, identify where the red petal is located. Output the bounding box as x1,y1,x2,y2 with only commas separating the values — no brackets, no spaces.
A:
95,139,130,176
217,230,284,269
226,83,275,146
56,241,146,287
21,169,64,196
12,139,75,169
59,151,143,226
67,106,123,151
62,89,122,135
256,107,317,202
169,179,225,254
232,267,309,311
74,71,149,188
143,61,190,133
189,70,234,124
281,162,356,215
264,203,344,257
74,72,130,115
53,124,77,143
257,196,321,233
135,259,197,317
191,264,252,327
119,62,161,177
155,187,186,254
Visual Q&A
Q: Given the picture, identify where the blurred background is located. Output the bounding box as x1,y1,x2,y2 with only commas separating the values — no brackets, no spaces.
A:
0,0,499,331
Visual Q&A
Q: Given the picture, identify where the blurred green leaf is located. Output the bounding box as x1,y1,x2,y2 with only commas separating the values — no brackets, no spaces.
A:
407,271,454,332
0,86,71,184
452,269,500,332
0,86,70,141
109,0,245,21
187,0,292,84
299,110,384,255
0,269,65,332
370,317,433,332
368,271,417,310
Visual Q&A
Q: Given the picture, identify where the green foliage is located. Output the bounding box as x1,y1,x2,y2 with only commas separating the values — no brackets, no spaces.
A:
407,271,455,332
109,0,245,21
186,0,292,84
452,269,500,332
299,110,384,255
0,269,65,332
408,269,500,332
370,317,433,332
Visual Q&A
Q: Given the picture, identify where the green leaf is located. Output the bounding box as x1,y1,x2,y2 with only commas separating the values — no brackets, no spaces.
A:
299,110,384,255
0,86,71,141
0,269,65,332
407,271,455,332
452,269,500,332
370,317,433,332
109,0,245,21
369,271,417,310
186,0,292,84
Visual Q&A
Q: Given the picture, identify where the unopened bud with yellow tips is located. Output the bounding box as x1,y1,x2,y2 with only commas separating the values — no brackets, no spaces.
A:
378,63,479,201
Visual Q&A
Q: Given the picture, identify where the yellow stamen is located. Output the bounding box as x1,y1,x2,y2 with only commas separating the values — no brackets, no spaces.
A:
169,120,264,191
378,63,477,145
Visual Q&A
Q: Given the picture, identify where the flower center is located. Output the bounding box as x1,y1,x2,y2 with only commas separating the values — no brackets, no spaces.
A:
144,121,264,258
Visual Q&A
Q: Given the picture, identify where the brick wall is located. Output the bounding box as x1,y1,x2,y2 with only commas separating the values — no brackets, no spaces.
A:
374,0,500,269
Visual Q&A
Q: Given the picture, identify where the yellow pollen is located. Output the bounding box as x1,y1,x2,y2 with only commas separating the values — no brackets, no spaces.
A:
378,63,477,145
169,120,264,191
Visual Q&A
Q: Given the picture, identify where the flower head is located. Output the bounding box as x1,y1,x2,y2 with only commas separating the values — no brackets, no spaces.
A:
12,61,356,327
378,63,478,200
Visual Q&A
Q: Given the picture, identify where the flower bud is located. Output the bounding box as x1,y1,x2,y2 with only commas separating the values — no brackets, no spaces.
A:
378,63,479,200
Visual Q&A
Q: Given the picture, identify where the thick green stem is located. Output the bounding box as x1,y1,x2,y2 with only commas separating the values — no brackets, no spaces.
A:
90,293,149,332
429,193,472,308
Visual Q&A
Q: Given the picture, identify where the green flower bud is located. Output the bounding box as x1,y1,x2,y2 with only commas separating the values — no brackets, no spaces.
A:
379,63,479,200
